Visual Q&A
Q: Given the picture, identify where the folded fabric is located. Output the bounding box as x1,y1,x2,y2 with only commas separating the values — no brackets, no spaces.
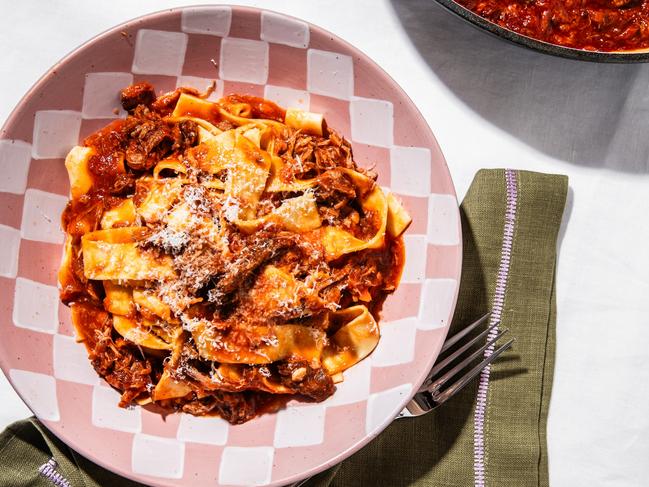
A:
0,169,568,487
0,417,144,487
305,169,568,487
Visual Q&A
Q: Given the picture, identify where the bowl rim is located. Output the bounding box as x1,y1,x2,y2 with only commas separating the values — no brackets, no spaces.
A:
0,4,463,487
433,0,649,63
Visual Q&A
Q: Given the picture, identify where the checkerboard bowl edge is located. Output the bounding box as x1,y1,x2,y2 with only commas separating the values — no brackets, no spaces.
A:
0,6,462,487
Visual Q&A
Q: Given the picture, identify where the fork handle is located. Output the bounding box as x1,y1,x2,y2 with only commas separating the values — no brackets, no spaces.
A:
404,390,435,416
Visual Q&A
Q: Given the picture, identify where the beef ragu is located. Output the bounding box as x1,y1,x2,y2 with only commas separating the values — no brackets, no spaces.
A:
458,0,649,51
58,82,411,424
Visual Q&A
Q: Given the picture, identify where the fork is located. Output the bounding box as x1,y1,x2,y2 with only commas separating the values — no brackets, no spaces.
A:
289,312,515,487
400,311,514,417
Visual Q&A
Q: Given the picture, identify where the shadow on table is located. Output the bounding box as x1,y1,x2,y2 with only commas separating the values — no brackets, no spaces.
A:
389,0,649,173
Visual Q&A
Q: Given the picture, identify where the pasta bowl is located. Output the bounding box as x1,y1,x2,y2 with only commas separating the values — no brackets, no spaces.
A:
0,6,461,486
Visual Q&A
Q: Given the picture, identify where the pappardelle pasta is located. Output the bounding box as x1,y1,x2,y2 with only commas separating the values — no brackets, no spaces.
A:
58,82,411,424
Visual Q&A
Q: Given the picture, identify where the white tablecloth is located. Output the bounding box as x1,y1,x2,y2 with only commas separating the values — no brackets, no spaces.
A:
1,1,648,485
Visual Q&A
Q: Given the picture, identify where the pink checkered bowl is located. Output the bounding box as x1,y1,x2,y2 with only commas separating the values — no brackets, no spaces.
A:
0,6,461,487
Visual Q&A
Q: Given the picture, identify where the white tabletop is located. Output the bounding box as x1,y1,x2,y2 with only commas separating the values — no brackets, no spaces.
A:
2,1,648,486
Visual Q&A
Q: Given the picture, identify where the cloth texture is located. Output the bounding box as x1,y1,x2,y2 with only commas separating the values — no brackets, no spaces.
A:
305,169,568,487
0,169,568,487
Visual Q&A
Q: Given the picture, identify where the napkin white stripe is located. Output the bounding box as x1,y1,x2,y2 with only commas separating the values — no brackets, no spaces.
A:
473,169,518,487
38,458,71,487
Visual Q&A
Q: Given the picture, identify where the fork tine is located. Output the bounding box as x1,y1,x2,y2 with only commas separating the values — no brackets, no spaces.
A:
426,328,510,394
420,321,499,391
431,338,515,405
440,312,492,353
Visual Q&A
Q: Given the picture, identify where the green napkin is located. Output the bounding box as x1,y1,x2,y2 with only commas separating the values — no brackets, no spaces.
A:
0,417,143,487
306,169,568,487
0,169,568,487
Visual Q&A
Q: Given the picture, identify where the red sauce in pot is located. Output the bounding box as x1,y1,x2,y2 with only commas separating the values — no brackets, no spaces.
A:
456,0,649,51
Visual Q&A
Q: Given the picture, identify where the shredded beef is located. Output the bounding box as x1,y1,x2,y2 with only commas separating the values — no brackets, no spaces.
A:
173,120,198,151
280,129,355,180
314,168,372,227
315,130,353,169
180,359,335,413
122,108,199,171
179,392,263,424
109,173,137,196
88,317,153,405
298,368,335,401
277,361,335,401
207,234,296,304
315,169,356,203
125,117,174,170
174,241,226,293
120,82,156,112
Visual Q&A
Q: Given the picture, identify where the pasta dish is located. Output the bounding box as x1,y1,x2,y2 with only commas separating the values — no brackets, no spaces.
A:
58,82,410,424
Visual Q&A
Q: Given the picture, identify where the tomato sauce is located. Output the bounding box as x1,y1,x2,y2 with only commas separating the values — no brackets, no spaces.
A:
83,119,131,190
457,0,649,51
222,94,286,121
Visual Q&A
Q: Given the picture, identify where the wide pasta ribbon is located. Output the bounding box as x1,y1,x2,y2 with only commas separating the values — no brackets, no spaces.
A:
233,191,322,234
321,186,388,260
112,315,179,350
64,146,95,199
191,303,380,377
322,305,380,375
184,126,271,220
135,177,184,223
81,227,175,280
320,170,411,260
192,321,327,365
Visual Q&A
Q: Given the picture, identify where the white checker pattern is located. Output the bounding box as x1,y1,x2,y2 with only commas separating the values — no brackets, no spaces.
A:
219,447,274,486
82,72,133,119
0,8,461,485
176,76,223,101
20,189,68,244
371,318,418,367
307,49,354,100
53,334,99,385
274,405,325,448
365,384,412,435
0,224,20,278
401,234,427,283
92,385,142,433
13,278,59,334
390,146,432,196
219,37,269,84
261,11,309,48
132,30,188,76
132,434,185,479
427,194,461,245
181,6,232,36
350,96,394,147
0,139,32,194
177,414,228,445
324,358,372,407
32,111,81,159
264,85,310,110
9,369,60,421
418,278,458,330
